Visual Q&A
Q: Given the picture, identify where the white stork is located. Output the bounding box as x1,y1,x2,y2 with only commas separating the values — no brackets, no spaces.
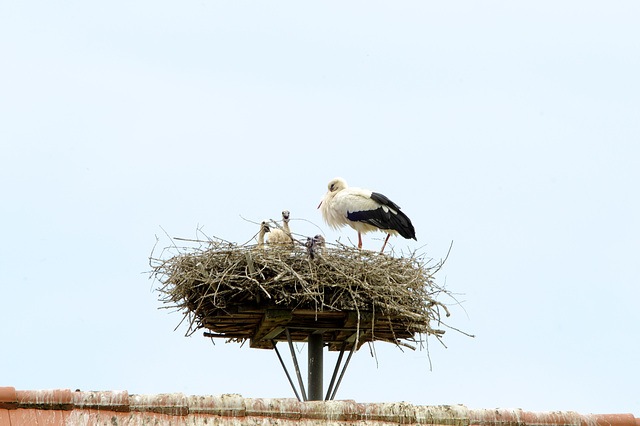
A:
318,177,416,252
265,210,293,244
257,220,270,247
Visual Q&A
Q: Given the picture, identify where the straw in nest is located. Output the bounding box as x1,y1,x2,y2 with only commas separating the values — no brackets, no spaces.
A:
150,232,465,353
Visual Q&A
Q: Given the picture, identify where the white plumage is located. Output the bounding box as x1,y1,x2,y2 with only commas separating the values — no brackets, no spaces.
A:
265,210,293,245
257,220,270,247
318,177,416,252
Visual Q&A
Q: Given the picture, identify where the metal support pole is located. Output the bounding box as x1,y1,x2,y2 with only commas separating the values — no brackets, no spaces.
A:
325,341,346,401
307,331,324,401
330,343,356,401
285,328,307,401
271,340,302,402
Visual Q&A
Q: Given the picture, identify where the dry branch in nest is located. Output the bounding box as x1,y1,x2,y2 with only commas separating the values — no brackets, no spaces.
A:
150,236,462,352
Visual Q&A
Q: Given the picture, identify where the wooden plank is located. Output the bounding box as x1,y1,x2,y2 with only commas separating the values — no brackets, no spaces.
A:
262,326,285,341
249,309,293,349
329,311,373,350
198,306,424,350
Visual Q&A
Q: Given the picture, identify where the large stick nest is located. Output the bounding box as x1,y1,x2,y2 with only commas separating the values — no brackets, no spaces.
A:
150,236,461,351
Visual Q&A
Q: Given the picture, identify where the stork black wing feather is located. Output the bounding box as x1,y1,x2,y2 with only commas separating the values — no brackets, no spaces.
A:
347,192,416,240
369,192,402,212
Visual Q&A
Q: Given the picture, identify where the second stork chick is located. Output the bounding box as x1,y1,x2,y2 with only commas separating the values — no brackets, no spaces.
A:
265,210,293,245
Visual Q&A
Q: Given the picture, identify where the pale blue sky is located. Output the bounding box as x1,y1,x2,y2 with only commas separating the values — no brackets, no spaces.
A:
1,0,638,415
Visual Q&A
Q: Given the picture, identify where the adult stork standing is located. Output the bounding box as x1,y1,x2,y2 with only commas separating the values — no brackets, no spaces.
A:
318,177,416,252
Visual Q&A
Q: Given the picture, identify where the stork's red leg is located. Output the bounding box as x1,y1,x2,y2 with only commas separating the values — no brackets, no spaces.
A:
380,234,391,253
358,232,363,249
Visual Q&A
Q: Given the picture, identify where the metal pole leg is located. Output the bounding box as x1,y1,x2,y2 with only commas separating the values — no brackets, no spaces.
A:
330,343,356,401
285,328,307,401
307,331,324,401
325,342,346,401
271,340,302,402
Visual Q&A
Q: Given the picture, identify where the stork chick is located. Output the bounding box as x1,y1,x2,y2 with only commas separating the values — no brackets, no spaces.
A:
257,221,270,247
305,234,326,260
282,210,292,236
265,210,293,244
305,234,324,260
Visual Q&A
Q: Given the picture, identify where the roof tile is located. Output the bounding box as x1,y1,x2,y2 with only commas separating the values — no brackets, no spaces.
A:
0,388,16,409
0,387,637,426
0,409,10,426
73,389,129,412
187,393,246,417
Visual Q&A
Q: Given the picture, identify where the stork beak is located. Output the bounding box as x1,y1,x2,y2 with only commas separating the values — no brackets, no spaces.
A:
317,201,322,209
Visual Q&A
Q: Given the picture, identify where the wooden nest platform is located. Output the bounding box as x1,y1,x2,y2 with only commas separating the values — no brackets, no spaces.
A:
150,238,455,352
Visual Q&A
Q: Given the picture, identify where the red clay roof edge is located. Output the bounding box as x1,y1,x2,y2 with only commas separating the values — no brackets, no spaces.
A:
0,387,638,426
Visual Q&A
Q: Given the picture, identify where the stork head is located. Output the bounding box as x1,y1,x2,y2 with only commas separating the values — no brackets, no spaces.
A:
260,220,270,233
319,177,347,209
282,210,290,222
313,234,326,247
327,177,347,193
